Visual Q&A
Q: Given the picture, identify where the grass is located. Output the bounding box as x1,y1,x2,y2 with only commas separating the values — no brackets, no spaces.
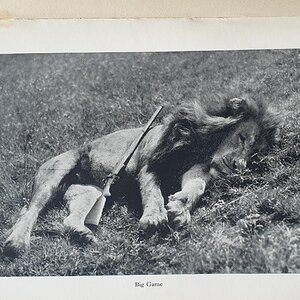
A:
0,50,299,276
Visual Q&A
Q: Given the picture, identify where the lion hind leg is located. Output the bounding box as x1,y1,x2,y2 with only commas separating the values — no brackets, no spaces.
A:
63,184,101,244
4,150,80,257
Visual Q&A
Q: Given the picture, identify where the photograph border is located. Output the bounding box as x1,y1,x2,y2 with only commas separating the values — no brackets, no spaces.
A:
0,17,299,300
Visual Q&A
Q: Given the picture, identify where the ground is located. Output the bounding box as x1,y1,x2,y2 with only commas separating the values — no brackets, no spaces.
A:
0,50,299,275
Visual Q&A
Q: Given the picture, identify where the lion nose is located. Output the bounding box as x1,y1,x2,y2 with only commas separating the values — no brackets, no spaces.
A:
234,159,247,171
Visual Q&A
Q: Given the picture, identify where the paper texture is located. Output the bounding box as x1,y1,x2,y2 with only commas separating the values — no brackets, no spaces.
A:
1,18,300,54
0,0,300,19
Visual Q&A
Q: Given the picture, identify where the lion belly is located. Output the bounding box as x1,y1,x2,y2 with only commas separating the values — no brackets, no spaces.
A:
87,127,142,182
80,125,163,188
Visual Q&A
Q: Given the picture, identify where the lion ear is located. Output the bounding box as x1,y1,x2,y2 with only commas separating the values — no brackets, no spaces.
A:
262,107,282,146
269,124,282,145
226,98,247,116
272,127,281,144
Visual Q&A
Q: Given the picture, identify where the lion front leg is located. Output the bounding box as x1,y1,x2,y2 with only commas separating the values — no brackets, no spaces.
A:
167,164,210,227
138,166,168,230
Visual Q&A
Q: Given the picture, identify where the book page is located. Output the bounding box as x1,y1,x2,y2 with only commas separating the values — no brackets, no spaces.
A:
0,17,299,300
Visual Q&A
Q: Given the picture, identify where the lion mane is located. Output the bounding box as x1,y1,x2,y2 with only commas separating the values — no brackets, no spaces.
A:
148,98,280,176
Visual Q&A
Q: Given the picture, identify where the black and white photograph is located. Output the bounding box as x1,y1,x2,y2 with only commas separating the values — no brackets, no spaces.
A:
0,49,299,276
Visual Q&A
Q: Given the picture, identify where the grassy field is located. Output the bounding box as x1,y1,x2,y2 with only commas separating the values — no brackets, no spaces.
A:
0,50,299,276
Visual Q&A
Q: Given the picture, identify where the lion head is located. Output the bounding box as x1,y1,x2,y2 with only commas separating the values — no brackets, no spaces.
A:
209,98,281,177
149,97,281,179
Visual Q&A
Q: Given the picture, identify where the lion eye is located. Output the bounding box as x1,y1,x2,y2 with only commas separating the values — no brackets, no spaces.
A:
239,134,246,144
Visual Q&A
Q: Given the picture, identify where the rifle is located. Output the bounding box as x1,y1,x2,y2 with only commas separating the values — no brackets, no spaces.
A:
84,105,164,226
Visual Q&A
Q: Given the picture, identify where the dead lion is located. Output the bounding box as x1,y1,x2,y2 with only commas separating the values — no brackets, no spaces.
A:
3,97,280,257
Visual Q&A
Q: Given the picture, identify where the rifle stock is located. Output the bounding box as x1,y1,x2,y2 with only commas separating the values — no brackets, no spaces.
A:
84,176,115,226
84,106,163,226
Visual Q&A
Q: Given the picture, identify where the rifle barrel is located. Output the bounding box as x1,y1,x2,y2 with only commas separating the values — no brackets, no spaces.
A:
84,105,163,226
113,105,163,172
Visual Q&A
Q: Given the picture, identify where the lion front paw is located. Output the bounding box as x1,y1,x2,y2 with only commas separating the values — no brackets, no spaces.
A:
167,194,191,228
139,208,168,231
168,191,188,204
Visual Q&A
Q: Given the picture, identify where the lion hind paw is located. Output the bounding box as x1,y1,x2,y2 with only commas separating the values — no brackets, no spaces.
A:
3,238,29,258
64,217,97,244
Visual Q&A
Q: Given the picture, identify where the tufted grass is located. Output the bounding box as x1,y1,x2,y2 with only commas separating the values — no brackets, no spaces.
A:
0,50,299,276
